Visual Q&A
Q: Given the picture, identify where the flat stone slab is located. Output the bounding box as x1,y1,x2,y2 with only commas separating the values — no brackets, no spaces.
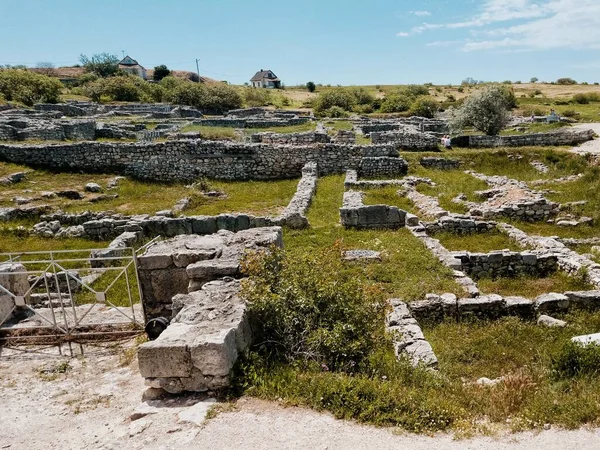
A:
534,292,569,314
571,333,600,346
342,250,382,262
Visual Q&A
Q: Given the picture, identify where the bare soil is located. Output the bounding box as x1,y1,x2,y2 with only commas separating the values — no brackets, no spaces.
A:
1,339,599,450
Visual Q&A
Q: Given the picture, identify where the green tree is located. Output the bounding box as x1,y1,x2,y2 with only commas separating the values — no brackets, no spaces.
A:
79,53,120,78
0,69,62,106
409,97,438,118
306,81,316,92
530,77,539,83
449,85,512,136
152,65,171,82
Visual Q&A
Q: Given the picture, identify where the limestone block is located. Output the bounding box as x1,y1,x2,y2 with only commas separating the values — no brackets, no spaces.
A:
564,290,600,310
138,323,193,378
458,294,506,319
504,296,534,318
534,293,569,314
537,315,567,328
0,263,29,323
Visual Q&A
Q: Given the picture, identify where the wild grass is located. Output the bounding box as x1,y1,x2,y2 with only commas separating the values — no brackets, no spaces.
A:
245,122,316,135
477,271,594,297
284,175,462,301
178,124,237,140
362,185,417,213
433,230,526,253
324,120,353,131
500,122,571,135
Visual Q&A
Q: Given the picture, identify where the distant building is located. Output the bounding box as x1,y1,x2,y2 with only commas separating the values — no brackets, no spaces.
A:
250,69,281,88
118,56,147,80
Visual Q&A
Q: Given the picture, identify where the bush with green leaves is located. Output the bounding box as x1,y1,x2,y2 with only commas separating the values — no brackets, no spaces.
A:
379,93,412,113
449,85,513,135
557,77,577,85
409,97,438,118
552,341,600,379
313,89,356,115
243,87,273,107
79,53,120,78
0,69,62,106
306,81,316,93
165,81,242,113
153,65,171,82
82,75,164,103
240,243,389,372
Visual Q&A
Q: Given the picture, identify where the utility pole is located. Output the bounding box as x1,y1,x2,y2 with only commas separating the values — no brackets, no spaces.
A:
195,58,200,78
121,50,125,58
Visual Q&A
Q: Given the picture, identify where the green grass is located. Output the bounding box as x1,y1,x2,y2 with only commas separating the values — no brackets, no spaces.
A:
245,122,316,134
178,124,237,140
434,230,525,252
0,228,110,254
284,175,462,301
518,97,600,122
362,186,417,213
477,271,594,297
323,120,353,131
0,162,299,217
500,122,572,135
240,309,600,434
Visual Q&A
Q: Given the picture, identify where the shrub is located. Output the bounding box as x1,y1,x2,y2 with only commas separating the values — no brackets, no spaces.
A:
446,94,456,102
449,85,512,135
530,77,539,83
79,53,120,78
323,106,349,118
165,81,242,113
82,75,164,103
152,65,171,82
401,84,430,97
240,243,389,372
76,72,99,86
561,109,579,118
0,69,62,105
353,103,374,114
552,341,600,379
313,89,356,115
347,87,376,106
534,89,542,95
379,93,412,113
573,93,590,104
457,86,464,93
556,77,577,85
243,88,272,107
306,81,316,93
409,97,438,118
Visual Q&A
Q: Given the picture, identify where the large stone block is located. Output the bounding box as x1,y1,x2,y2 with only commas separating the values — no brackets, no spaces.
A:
534,293,569,314
458,294,506,319
0,263,29,323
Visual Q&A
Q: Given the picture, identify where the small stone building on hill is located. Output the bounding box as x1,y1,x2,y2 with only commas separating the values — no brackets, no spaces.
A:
118,56,147,80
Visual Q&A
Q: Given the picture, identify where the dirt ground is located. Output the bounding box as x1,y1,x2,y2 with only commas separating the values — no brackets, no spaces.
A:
1,339,599,450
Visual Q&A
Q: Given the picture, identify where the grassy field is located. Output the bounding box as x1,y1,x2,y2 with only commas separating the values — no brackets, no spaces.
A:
0,161,299,217
434,230,525,253
477,271,594,298
362,185,417,214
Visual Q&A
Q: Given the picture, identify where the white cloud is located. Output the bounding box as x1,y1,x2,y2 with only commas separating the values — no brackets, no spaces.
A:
396,32,410,37
416,0,600,52
411,10,431,16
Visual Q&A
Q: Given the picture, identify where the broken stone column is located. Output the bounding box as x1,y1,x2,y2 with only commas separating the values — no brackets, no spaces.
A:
0,263,30,323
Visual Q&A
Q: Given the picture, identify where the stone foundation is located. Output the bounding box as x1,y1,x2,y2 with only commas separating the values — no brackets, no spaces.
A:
340,191,406,229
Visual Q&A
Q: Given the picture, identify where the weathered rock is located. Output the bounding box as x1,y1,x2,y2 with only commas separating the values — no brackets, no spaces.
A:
0,263,29,323
84,182,102,193
534,293,569,314
537,315,567,328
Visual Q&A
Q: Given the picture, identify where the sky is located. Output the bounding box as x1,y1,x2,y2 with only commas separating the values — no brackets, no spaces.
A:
1,0,599,86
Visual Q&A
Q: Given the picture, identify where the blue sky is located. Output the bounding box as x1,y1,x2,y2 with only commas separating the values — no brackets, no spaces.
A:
1,0,598,85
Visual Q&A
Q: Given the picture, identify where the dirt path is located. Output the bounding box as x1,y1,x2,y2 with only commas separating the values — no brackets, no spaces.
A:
571,123,600,156
1,342,599,450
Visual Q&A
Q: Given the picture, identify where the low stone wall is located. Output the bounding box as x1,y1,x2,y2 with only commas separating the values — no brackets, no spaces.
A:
420,157,461,170
371,130,440,151
192,116,310,128
276,162,318,229
455,129,594,148
332,129,356,144
359,156,408,178
409,290,600,322
387,299,438,368
250,131,329,145
0,140,397,182
453,250,558,280
138,279,253,393
340,190,406,229
0,119,96,142
424,216,497,234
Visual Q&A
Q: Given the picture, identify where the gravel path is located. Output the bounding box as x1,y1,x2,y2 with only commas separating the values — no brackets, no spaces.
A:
1,343,600,450
570,123,600,156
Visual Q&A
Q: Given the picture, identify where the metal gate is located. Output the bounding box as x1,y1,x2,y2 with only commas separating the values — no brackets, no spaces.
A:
0,244,151,345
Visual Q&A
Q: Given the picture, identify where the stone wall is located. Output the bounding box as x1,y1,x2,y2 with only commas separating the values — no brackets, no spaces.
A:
359,156,408,178
0,140,397,182
424,216,497,234
277,162,318,229
409,290,600,322
340,190,406,229
192,116,310,128
332,129,356,144
0,118,97,142
420,157,461,170
0,263,29,324
453,250,558,280
250,131,329,145
371,130,440,151
455,129,594,148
